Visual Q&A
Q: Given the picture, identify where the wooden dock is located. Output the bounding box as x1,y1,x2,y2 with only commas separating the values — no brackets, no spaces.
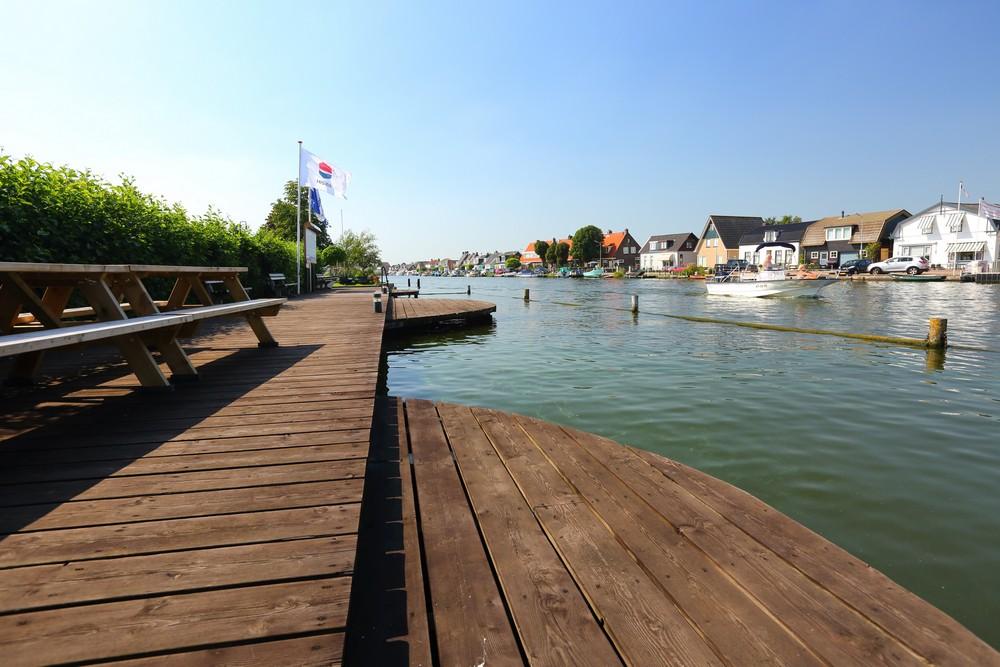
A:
387,297,495,330
1,289,996,665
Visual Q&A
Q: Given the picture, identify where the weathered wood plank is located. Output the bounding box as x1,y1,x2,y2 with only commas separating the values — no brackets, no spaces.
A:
437,403,622,666
0,504,361,567
109,633,345,666
0,535,357,613
0,578,352,666
404,399,522,667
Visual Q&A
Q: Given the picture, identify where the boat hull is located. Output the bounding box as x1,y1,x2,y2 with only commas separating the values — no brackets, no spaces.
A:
705,279,832,298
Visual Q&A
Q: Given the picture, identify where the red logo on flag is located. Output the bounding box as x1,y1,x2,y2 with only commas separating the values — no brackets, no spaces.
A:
318,162,334,179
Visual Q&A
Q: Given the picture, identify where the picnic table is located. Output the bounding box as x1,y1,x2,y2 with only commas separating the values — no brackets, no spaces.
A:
0,263,285,389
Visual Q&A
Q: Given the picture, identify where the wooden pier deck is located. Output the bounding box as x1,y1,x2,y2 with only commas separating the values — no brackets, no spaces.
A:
387,297,495,330
1,289,996,665
0,290,385,665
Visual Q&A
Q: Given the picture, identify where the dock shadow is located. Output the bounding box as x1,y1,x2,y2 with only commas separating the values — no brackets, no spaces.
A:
0,343,321,535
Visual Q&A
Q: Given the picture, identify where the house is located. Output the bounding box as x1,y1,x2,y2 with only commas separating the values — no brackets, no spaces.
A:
737,221,813,267
694,215,766,267
599,229,642,270
521,242,543,266
799,209,909,268
891,202,999,269
639,233,699,270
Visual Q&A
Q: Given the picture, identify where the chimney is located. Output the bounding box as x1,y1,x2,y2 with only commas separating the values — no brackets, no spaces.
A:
625,228,629,234
841,210,845,218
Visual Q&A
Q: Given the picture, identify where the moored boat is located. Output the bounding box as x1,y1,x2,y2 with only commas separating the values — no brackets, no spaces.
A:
705,242,833,298
582,267,604,278
892,274,946,282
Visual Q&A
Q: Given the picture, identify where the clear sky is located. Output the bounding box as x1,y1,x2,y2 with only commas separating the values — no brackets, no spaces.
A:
2,1,999,262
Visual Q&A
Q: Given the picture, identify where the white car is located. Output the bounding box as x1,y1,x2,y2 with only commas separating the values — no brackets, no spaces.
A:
868,256,929,275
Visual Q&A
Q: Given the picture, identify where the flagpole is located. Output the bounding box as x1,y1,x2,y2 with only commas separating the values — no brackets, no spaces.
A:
958,180,963,213
307,187,313,294
296,140,303,295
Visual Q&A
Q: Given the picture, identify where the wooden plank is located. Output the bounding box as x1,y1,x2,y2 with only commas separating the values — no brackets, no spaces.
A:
404,399,522,667
0,578,351,666
0,504,361,567
110,633,345,666
394,397,433,667
0,535,357,613
630,447,1000,667
1,479,364,532
513,413,818,665
472,407,723,666
560,426,926,665
436,403,622,666
0,443,370,485
0,459,366,506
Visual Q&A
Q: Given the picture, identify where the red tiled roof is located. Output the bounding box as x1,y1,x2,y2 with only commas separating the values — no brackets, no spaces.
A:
603,231,626,255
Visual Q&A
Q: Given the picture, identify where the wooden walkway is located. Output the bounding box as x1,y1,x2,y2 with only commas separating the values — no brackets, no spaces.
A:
387,297,495,330
1,290,997,665
0,290,384,665
359,398,999,667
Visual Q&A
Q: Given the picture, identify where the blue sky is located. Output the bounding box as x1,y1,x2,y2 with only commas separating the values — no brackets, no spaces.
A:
2,1,999,262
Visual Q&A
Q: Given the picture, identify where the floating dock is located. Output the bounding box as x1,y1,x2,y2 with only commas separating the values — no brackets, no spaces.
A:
0,290,995,665
387,296,495,330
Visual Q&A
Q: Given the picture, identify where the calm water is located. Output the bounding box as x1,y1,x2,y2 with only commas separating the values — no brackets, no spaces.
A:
385,276,1000,646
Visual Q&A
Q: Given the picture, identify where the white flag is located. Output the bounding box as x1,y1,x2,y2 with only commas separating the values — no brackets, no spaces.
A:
299,148,350,199
960,181,969,198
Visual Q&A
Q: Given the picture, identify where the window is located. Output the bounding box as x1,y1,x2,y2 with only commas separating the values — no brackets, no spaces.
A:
764,230,778,242
829,250,839,259
810,251,819,259
744,252,751,261
825,226,851,241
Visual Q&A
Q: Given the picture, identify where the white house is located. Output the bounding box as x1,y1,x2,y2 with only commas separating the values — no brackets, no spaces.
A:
639,233,699,270
736,220,812,267
891,202,999,269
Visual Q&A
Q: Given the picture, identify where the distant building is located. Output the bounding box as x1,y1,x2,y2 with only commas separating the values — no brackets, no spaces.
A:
799,209,909,268
639,233,699,270
694,215,765,267
599,229,642,270
891,202,999,269
737,221,813,267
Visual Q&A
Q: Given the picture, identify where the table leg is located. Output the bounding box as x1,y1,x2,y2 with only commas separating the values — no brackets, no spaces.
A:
166,277,193,310
222,274,278,347
78,279,170,389
189,276,215,306
8,286,75,380
118,275,198,381
0,283,22,333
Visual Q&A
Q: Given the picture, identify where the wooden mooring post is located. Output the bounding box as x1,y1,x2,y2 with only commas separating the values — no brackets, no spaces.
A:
928,317,947,348
523,288,530,302
467,285,471,295
630,295,639,314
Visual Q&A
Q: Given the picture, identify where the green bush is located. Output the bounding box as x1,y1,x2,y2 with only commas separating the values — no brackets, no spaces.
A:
0,154,300,296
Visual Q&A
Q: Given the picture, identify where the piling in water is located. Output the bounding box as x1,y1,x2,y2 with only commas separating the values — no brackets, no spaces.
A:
467,285,471,295
928,318,948,349
524,288,530,302
631,295,639,314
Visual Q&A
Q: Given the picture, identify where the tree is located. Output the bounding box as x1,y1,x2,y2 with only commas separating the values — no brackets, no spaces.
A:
763,215,802,225
506,257,521,270
318,244,346,269
864,241,881,261
533,240,550,265
571,225,604,264
555,242,570,266
339,229,382,273
263,181,333,247
545,242,558,266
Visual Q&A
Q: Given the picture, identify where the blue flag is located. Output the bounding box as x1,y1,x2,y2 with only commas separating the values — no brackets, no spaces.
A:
309,187,326,222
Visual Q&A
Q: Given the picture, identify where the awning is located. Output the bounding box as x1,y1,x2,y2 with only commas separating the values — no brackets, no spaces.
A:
916,215,936,233
943,212,965,232
945,241,985,253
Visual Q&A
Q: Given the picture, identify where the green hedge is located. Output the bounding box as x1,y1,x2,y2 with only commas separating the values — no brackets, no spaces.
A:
0,154,300,297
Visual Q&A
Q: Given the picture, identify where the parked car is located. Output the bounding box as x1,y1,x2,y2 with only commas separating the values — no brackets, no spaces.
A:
838,259,872,276
868,256,929,275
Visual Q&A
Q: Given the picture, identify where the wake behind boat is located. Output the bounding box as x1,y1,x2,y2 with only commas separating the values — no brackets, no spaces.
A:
705,242,833,298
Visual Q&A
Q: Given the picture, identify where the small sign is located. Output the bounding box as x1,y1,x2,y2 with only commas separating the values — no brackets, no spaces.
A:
305,227,317,265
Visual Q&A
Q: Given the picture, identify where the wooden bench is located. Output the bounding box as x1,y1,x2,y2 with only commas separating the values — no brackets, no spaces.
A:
1,263,286,388
267,273,288,297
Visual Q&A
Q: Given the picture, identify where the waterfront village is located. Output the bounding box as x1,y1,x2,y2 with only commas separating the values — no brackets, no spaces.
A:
389,201,1000,278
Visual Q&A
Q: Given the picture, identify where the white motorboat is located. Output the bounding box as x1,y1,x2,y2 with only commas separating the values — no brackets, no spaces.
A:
705,242,833,298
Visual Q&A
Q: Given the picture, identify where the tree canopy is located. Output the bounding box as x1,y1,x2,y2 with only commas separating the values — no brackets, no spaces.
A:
554,241,570,266
533,239,550,264
763,215,802,225
339,229,382,273
505,256,521,270
263,181,333,247
571,225,604,264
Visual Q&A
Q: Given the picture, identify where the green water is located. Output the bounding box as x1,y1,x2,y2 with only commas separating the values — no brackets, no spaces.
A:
385,276,1000,647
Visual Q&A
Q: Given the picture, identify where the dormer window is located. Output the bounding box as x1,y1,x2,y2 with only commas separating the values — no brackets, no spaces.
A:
825,226,852,241
763,230,778,242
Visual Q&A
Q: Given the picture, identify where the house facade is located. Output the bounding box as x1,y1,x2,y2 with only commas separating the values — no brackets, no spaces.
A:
737,221,812,267
891,202,999,269
599,229,642,270
639,233,699,270
799,209,909,268
521,242,543,266
694,216,765,267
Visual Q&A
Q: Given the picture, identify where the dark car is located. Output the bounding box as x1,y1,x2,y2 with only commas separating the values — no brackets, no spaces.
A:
838,259,871,276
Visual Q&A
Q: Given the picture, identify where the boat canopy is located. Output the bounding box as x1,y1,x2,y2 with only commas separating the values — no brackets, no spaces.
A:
755,241,796,252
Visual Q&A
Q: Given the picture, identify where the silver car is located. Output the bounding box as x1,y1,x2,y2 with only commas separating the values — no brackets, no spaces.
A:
868,256,929,275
